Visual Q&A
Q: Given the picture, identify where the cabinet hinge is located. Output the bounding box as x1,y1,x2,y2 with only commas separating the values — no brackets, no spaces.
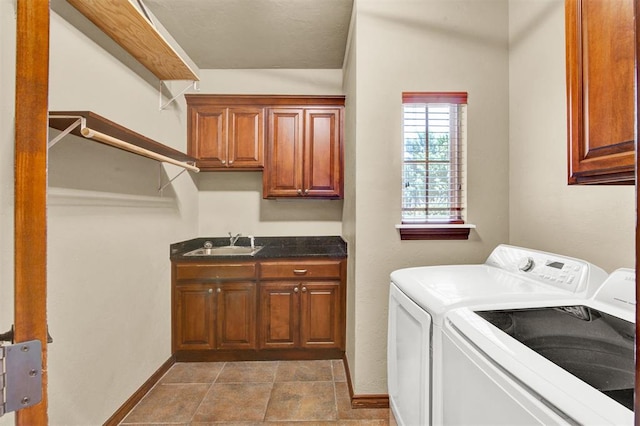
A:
0,340,43,417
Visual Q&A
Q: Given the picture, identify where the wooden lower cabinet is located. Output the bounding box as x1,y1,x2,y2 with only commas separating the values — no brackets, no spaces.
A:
175,284,215,350
216,282,257,350
259,282,299,349
300,282,341,348
173,281,257,351
260,281,341,349
172,258,345,360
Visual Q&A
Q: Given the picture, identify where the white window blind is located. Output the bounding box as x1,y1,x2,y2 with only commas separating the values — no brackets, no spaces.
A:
402,92,467,224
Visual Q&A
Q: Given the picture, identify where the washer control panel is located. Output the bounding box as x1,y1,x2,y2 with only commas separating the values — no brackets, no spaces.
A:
485,245,606,296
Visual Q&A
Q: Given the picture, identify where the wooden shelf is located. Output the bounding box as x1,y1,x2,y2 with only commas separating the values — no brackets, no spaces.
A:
49,111,197,167
66,0,198,81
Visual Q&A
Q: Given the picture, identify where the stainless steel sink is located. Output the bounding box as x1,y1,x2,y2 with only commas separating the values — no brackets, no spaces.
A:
184,246,263,256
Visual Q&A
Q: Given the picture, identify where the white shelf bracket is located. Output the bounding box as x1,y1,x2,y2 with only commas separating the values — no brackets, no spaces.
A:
159,80,200,110
158,162,196,195
48,117,84,148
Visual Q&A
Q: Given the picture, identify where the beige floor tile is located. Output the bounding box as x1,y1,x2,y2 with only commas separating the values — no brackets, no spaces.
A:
331,359,347,382
160,362,224,384
216,361,278,383
265,381,337,421
192,382,273,422
275,360,333,382
121,383,209,424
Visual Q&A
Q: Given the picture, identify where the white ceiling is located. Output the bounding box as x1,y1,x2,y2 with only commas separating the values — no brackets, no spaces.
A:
143,0,354,69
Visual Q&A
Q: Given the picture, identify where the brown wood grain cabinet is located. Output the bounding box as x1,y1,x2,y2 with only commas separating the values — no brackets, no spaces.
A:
565,0,636,184
172,262,257,352
172,257,346,360
185,94,345,198
186,100,264,170
264,107,344,199
259,260,344,350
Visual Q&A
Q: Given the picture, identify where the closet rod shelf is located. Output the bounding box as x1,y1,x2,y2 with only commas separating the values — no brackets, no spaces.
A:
48,111,199,172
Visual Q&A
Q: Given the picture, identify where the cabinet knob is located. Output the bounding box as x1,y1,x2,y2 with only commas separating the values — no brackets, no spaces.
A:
297,189,303,195
301,286,307,292
229,160,234,164
304,189,309,195
208,288,213,294
216,288,221,293
293,287,299,293
221,160,226,164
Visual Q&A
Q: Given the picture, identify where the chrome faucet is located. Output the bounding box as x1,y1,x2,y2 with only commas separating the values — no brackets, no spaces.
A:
228,232,241,246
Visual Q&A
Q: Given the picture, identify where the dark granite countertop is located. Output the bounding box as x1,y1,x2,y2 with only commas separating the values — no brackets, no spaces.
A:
170,236,347,261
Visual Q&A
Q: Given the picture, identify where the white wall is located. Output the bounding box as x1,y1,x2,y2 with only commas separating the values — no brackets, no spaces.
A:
342,5,358,381
0,1,16,424
195,69,345,237
508,0,635,272
345,0,510,394
45,11,198,425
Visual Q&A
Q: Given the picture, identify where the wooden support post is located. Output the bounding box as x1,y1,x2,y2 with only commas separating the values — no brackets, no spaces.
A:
14,0,49,424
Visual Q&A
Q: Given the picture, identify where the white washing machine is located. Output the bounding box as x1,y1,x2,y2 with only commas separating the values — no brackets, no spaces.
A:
442,268,635,425
387,245,608,426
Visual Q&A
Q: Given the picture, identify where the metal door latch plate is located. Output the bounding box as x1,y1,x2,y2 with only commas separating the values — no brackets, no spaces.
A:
0,340,42,416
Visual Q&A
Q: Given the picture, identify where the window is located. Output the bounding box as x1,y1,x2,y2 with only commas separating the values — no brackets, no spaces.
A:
398,92,472,240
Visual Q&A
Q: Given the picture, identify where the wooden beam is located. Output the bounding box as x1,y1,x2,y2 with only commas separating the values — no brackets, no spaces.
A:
635,0,639,422
14,0,49,424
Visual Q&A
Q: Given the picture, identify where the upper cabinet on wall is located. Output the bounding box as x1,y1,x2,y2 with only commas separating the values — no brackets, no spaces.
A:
264,105,344,199
186,95,345,199
186,96,264,170
565,0,636,184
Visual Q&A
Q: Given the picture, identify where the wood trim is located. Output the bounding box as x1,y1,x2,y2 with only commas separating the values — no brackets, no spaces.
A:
102,355,176,426
175,348,344,362
634,0,639,421
342,354,390,409
14,1,50,424
398,226,471,240
402,91,468,104
185,94,346,107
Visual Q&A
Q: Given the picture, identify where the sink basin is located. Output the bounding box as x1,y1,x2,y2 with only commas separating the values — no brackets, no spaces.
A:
184,246,264,256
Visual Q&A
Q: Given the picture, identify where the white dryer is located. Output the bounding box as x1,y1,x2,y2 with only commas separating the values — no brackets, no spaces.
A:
442,268,635,425
387,245,607,426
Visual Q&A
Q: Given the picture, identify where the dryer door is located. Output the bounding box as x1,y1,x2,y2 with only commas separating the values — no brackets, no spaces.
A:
388,283,431,426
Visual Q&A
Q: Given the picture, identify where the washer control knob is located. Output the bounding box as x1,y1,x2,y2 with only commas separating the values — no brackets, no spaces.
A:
518,257,535,272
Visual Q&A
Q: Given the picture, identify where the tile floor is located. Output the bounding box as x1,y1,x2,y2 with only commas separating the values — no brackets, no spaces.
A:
120,359,397,425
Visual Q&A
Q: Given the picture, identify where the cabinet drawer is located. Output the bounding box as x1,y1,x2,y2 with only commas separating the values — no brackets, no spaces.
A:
176,263,257,281
260,260,342,279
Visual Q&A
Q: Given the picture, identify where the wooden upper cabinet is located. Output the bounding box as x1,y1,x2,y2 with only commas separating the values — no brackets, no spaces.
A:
264,105,344,199
187,98,264,170
186,94,345,196
566,0,636,184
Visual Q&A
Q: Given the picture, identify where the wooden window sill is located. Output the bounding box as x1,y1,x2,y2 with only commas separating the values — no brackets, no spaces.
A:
395,224,476,240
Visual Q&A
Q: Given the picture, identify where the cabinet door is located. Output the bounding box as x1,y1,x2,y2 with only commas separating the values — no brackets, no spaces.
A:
263,108,304,197
304,109,343,198
228,107,264,168
188,105,228,169
259,282,300,348
300,281,342,349
174,284,215,350
566,0,635,184
216,282,257,350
